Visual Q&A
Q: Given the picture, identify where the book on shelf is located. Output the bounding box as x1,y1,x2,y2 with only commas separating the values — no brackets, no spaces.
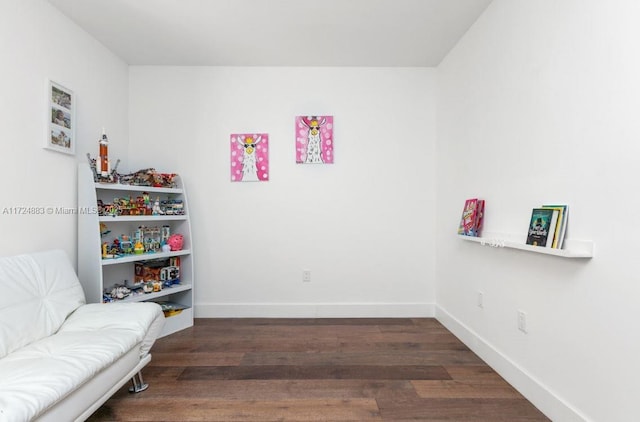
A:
475,200,485,236
526,208,559,247
457,198,485,237
542,204,569,249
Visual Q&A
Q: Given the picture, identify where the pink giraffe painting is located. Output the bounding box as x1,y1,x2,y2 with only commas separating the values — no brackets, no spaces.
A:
296,115,333,164
230,133,269,182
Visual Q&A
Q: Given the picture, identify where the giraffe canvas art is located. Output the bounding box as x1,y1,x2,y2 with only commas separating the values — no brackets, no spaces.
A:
296,115,334,164
230,133,269,182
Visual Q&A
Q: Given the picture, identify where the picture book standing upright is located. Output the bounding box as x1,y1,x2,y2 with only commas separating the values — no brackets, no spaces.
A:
542,204,569,249
475,200,485,236
526,208,559,247
458,198,485,237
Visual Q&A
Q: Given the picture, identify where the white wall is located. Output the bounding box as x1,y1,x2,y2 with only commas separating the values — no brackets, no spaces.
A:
129,66,436,317
11,1,634,418
436,1,640,421
0,0,129,263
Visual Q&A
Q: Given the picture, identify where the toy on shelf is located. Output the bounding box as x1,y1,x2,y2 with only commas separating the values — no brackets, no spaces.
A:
87,129,121,184
86,130,179,188
101,243,111,259
87,153,120,184
160,265,180,287
152,198,164,215
134,258,181,288
99,224,182,259
161,225,171,244
142,226,161,253
161,199,184,215
120,235,133,254
99,129,109,178
156,301,187,317
102,240,121,259
104,284,131,301
134,260,163,284
97,196,183,217
100,222,111,237
101,275,180,302
167,234,184,251
118,168,177,188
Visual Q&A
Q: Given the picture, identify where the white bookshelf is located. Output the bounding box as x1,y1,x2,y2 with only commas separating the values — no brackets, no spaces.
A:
78,163,195,337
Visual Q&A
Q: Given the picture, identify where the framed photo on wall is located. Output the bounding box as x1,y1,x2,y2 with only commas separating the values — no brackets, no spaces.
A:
296,115,333,164
230,133,269,182
45,80,75,155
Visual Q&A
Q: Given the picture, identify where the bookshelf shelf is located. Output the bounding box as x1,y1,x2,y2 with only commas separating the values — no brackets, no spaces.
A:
101,249,191,266
99,215,188,223
117,283,192,303
95,182,182,194
458,233,593,258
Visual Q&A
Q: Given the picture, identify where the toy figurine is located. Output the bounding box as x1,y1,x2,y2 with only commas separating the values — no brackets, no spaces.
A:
102,241,119,259
134,241,144,254
152,198,164,215
120,235,133,254
161,225,171,243
107,239,121,256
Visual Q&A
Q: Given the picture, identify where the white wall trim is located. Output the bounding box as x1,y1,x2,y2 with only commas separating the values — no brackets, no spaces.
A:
435,305,589,422
196,303,435,318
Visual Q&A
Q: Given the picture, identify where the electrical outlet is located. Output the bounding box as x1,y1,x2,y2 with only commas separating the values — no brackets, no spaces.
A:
517,310,528,333
477,291,484,308
302,270,311,282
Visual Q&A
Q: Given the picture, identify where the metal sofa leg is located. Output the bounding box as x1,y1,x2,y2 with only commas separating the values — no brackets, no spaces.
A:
128,371,149,393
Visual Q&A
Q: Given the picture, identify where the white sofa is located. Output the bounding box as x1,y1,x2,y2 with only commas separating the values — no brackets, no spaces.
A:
0,250,165,422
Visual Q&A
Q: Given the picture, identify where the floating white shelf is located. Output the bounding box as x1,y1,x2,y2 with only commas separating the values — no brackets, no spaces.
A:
458,232,593,258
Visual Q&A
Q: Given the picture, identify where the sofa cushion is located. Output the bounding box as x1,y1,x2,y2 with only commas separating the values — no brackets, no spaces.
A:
0,250,85,359
58,302,165,357
0,301,164,422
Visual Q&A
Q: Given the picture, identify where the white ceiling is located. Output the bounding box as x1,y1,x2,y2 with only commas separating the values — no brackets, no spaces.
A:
47,0,492,67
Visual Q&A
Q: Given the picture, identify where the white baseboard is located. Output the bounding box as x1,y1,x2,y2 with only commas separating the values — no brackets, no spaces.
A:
195,302,435,318
435,305,589,422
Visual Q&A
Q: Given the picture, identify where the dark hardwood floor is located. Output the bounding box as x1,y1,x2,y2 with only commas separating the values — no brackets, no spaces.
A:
87,318,550,421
